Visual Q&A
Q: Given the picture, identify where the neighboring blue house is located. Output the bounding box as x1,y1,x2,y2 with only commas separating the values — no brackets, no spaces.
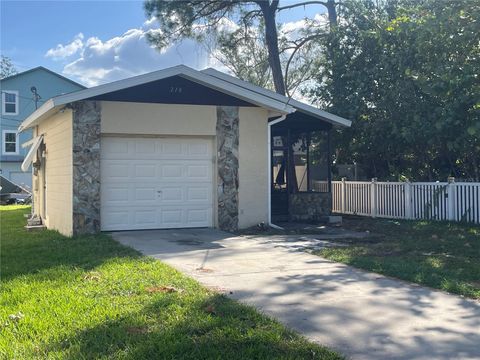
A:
0,67,85,188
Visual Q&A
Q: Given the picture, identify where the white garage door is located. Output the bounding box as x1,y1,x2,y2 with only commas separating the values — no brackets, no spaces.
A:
101,137,213,231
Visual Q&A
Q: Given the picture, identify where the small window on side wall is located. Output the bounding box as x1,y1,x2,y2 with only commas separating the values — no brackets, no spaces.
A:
2,91,19,115
3,130,19,155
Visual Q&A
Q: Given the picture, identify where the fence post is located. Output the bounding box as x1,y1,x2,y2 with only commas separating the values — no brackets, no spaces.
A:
447,176,455,221
370,178,377,218
341,177,346,213
405,181,412,219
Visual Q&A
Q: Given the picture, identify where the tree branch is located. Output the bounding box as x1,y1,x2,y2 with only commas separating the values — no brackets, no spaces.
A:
284,33,325,97
277,1,328,12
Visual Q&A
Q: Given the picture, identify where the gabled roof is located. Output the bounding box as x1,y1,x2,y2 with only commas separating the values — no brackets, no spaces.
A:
0,66,86,89
19,65,351,132
202,68,351,127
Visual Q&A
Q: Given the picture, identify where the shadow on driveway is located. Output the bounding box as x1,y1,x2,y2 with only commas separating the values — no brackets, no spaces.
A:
113,228,480,360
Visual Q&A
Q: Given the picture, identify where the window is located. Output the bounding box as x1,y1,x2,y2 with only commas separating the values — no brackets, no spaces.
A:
2,90,19,115
3,130,19,154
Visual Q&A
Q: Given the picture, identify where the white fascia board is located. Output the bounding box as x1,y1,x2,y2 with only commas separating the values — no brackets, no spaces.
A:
178,68,295,114
289,103,352,127
203,68,352,127
18,99,56,132
52,65,188,107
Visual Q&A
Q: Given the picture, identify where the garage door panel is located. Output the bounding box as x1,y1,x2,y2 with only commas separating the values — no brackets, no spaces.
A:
104,163,130,178
187,187,211,201
101,137,213,231
101,138,212,160
161,187,183,202
134,187,157,201
160,209,184,226
135,210,157,225
161,142,184,156
162,164,183,178
186,164,210,180
102,140,129,157
135,140,155,154
134,164,157,178
187,209,209,223
187,142,210,156
104,186,130,202
102,210,130,230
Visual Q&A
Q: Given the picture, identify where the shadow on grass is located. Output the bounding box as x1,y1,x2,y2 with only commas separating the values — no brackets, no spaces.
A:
316,216,480,299
0,207,140,282
47,293,339,360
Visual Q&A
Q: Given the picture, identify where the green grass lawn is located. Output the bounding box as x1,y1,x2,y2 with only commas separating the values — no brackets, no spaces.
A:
314,216,480,299
0,206,341,359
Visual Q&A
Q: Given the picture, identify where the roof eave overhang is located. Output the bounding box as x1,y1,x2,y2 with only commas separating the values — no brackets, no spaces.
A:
295,107,352,128
203,68,352,128
19,65,295,131
18,99,58,132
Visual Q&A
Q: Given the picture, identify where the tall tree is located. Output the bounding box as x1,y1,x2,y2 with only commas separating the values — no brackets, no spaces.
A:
144,0,339,95
310,0,480,181
0,56,17,79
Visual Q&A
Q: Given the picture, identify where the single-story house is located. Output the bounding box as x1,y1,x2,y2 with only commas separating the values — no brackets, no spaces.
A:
18,65,351,236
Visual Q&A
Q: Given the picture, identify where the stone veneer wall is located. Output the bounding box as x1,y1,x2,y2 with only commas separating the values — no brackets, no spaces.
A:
216,106,239,231
289,192,332,221
72,101,101,235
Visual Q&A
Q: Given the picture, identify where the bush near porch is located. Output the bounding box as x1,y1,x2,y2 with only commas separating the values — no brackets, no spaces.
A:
0,205,341,359
315,216,480,299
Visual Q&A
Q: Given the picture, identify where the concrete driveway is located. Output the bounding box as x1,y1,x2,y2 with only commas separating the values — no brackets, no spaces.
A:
113,229,480,360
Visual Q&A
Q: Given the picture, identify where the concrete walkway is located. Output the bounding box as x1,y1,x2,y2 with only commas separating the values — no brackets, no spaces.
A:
113,229,480,360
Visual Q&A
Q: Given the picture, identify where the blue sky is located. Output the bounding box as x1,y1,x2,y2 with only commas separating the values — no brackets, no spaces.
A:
1,1,324,87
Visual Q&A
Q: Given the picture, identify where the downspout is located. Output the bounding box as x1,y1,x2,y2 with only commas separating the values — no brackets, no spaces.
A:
268,114,288,230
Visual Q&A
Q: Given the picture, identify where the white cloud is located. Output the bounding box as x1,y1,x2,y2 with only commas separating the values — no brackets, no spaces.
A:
45,33,84,60
46,20,214,86
45,16,324,88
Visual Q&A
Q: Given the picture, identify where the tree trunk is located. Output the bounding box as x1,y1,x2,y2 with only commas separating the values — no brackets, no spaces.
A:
326,0,339,109
259,2,286,95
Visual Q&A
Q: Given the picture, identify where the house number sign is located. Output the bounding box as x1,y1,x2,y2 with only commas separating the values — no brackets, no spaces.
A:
170,87,183,93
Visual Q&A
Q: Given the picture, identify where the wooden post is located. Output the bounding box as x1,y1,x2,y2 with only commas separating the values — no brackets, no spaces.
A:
405,181,412,219
341,177,346,213
371,178,377,218
447,176,455,221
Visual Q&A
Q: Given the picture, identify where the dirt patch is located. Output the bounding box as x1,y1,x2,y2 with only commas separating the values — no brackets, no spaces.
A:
126,326,149,335
145,285,181,293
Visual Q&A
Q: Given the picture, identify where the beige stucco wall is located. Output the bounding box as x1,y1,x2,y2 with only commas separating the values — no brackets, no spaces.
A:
33,109,73,236
101,101,217,135
238,107,269,228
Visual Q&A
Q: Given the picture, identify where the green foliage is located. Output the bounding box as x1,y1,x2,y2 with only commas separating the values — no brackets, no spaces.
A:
310,0,480,181
0,55,17,79
215,22,274,90
314,216,480,299
143,1,332,96
143,1,246,48
0,206,341,359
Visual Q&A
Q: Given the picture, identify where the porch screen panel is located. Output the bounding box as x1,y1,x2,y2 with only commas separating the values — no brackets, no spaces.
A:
290,131,330,193
309,131,329,192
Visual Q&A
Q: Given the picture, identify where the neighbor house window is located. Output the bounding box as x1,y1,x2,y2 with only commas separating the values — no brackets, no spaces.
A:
2,91,19,115
3,130,19,155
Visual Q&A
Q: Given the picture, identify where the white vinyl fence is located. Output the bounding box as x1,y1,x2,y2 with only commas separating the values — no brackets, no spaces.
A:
332,179,480,224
